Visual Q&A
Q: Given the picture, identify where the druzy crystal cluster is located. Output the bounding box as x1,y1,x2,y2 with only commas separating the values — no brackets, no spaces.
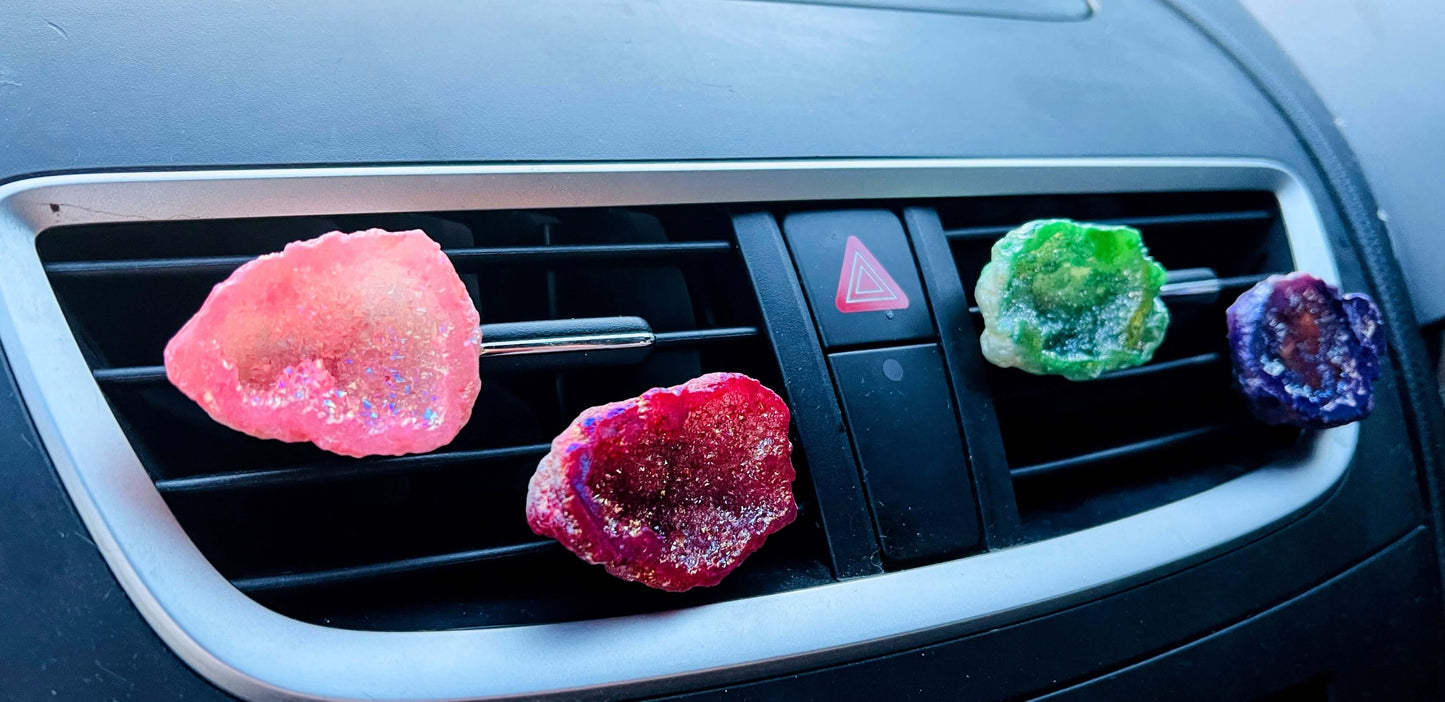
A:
976,219,1170,380
164,229,482,458
526,373,797,592
1226,273,1384,428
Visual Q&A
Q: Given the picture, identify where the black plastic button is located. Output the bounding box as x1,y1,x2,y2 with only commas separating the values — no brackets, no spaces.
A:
783,210,934,348
829,343,982,565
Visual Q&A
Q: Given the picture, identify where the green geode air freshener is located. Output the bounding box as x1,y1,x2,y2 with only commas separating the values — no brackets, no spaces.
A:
975,219,1170,381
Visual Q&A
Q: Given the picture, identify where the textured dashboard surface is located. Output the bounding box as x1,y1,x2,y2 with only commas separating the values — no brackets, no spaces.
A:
0,0,1299,178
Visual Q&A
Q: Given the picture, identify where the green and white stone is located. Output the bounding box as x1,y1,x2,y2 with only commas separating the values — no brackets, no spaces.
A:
975,219,1170,381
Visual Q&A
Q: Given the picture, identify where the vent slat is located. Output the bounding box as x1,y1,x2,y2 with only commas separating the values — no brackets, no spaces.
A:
92,327,763,387
233,541,561,594
154,443,553,495
993,352,1226,402
654,326,761,347
945,209,1274,241
1094,352,1223,381
1009,425,1231,480
965,272,1270,315
45,241,734,278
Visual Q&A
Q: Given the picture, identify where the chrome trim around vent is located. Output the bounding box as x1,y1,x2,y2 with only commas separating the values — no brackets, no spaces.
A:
0,159,1354,701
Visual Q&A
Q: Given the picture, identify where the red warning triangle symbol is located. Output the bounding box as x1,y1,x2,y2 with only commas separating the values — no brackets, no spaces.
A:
834,236,910,313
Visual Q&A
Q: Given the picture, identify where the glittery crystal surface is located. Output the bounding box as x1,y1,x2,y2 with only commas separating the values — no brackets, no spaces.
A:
164,229,482,458
525,373,797,592
975,219,1171,380
1227,272,1385,428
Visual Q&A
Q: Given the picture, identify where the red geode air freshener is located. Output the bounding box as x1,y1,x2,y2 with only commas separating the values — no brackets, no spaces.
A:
526,373,797,592
164,229,482,458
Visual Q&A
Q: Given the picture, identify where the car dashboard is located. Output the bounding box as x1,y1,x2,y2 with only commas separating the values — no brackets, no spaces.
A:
1,1,1442,700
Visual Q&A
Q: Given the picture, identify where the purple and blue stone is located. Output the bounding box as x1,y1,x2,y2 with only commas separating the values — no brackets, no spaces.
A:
1226,272,1385,428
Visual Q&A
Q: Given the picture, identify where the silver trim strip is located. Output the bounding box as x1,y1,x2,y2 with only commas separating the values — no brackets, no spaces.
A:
0,159,1354,701
480,330,655,357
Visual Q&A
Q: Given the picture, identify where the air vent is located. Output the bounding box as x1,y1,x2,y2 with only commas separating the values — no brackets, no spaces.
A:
38,206,831,630
935,191,1304,542
4,163,1357,699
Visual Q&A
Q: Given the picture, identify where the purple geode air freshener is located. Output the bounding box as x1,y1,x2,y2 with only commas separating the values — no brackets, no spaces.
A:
1226,272,1385,428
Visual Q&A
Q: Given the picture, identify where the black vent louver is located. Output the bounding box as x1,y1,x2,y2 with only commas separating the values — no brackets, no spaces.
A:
38,206,831,631
935,191,1303,543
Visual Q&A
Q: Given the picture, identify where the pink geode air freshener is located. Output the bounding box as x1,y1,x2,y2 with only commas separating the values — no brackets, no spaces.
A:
164,229,481,458
526,373,797,592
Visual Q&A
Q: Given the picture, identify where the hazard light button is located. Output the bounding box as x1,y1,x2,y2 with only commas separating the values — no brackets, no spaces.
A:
783,210,934,348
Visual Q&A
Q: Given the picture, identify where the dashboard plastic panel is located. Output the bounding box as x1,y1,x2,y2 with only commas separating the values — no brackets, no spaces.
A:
3,0,1290,174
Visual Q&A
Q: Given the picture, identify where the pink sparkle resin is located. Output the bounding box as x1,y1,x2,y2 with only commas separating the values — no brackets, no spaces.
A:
526,373,797,592
164,229,482,458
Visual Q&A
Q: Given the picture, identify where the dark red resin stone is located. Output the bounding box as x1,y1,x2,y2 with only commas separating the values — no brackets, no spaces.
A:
525,373,797,592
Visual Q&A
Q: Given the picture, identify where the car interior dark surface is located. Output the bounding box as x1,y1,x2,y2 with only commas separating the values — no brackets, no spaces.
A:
3,1,1445,700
